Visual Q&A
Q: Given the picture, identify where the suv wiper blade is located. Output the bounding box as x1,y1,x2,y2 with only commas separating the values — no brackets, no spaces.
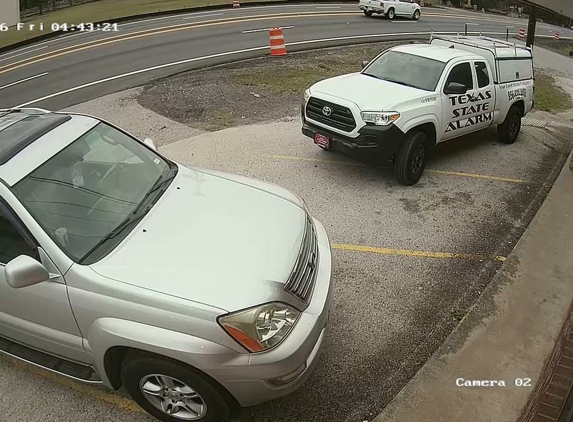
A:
362,73,382,80
132,165,177,215
78,212,148,264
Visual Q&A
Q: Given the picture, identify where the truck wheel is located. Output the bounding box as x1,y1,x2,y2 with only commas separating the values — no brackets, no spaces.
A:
413,10,421,20
386,8,395,19
497,105,522,144
394,131,427,185
121,352,232,422
363,10,373,16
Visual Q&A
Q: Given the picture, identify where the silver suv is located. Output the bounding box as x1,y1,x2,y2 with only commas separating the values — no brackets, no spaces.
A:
0,108,333,422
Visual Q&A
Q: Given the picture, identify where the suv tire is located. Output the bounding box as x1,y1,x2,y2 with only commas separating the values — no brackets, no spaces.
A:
386,8,396,19
364,10,373,16
394,130,428,185
413,9,421,20
121,352,232,422
497,105,522,144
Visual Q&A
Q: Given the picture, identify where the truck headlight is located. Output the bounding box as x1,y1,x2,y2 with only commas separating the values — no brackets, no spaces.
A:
361,111,400,126
219,302,301,353
304,89,311,102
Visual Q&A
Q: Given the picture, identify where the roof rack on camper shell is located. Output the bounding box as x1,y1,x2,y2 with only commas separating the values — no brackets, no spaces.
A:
429,35,534,84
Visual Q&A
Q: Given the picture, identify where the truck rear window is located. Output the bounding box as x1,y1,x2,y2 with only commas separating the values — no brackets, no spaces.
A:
362,51,446,91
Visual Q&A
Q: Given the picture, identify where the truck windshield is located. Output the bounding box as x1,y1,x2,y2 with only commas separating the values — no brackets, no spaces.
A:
13,122,177,264
362,51,446,91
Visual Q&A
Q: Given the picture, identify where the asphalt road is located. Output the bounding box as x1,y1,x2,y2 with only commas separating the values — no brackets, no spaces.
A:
0,3,570,110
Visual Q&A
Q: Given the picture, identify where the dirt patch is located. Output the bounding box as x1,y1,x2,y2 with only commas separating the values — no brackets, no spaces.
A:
137,41,420,132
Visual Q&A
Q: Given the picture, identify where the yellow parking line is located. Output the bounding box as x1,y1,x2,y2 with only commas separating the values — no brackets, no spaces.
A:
269,155,526,184
4,356,145,414
332,243,506,262
426,169,525,183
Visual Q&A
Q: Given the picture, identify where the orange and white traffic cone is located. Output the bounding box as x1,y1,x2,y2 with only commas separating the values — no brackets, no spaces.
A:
518,28,525,40
555,32,560,41
269,27,286,56
232,0,240,8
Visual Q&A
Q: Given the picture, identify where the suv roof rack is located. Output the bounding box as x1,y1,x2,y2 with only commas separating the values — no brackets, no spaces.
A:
0,110,71,165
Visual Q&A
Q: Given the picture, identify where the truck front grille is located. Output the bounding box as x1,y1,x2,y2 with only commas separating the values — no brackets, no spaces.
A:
284,217,319,303
306,97,356,132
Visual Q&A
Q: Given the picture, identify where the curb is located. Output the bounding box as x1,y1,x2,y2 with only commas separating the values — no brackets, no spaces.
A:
0,0,358,55
373,138,573,422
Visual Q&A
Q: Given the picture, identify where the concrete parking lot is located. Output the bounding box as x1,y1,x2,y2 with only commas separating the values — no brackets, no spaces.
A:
1,90,569,422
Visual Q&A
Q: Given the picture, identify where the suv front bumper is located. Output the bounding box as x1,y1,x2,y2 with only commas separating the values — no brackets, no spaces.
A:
302,113,406,164
210,217,333,407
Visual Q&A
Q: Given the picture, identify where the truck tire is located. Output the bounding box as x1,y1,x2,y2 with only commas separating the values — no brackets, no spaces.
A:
121,352,232,422
386,8,395,19
497,105,522,144
364,10,373,16
394,131,427,185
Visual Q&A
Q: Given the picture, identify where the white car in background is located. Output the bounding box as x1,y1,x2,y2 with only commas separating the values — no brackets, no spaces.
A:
359,0,421,20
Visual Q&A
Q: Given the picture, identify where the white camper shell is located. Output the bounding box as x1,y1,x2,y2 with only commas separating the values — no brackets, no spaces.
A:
430,35,534,84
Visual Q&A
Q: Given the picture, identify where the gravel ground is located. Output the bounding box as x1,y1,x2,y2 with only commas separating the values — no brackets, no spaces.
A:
136,42,415,132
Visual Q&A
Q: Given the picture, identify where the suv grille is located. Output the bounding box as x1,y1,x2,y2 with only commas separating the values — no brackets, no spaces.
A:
306,97,356,132
284,217,319,303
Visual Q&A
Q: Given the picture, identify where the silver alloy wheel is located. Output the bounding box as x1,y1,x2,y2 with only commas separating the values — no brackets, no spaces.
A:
139,374,208,420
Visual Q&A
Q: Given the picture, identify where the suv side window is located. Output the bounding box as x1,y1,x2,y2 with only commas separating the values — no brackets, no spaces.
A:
475,61,490,88
0,204,38,265
445,63,474,90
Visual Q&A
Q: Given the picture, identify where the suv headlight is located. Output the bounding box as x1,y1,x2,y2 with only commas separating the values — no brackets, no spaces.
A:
304,88,311,102
361,111,400,126
219,302,301,353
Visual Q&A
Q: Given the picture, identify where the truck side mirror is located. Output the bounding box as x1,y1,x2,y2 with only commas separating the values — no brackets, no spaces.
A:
143,137,157,151
444,82,467,95
4,255,50,289
362,60,369,70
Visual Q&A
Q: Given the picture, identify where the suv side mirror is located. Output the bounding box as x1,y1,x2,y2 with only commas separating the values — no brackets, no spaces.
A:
362,60,370,70
444,82,467,95
143,137,157,151
4,255,50,289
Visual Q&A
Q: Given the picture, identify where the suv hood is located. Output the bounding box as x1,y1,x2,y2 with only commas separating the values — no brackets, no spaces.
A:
90,165,307,312
310,72,427,111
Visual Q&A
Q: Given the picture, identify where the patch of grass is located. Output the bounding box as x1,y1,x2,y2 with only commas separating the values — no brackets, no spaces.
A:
204,108,236,131
1,0,283,49
534,72,573,113
229,46,388,94
535,39,573,58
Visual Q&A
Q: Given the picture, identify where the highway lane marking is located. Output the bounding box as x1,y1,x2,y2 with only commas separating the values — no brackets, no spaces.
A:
182,12,224,20
332,243,506,261
268,155,526,184
4,356,146,414
0,72,48,91
316,6,341,8
242,25,294,33
0,46,48,64
0,12,356,75
0,11,526,76
13,30,510,108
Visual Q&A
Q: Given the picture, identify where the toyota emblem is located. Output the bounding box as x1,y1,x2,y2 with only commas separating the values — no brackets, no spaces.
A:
322,106,332,117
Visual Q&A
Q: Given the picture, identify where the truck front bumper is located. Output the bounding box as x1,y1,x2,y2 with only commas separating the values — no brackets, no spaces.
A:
301,115,406,165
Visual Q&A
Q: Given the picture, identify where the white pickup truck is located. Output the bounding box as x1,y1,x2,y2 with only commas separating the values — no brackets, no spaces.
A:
359,0,421,20
301,36,534,185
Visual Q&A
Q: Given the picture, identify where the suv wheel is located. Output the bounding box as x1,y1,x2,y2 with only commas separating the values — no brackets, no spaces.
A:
394,130,428,185
386,8,395,19
121,353,232,422
413,9,421,20
364,10,373,16
497,105,522,144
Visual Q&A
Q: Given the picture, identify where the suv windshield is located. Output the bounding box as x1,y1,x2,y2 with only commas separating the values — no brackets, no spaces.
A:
13,121,177,264
362,50,446,91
